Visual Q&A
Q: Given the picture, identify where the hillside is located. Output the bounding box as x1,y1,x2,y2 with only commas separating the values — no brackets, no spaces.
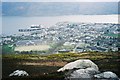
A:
2,52,120,80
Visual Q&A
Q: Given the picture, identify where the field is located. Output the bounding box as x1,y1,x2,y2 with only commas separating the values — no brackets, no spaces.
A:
104,33,119,38
2,52,120,80
15,45,50,52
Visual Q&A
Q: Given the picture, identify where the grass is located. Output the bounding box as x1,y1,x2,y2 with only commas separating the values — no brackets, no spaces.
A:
3,52,118,61
2,52,120,80
104,33,119,38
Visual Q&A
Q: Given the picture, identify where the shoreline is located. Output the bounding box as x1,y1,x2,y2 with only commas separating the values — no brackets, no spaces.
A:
2,15,119,35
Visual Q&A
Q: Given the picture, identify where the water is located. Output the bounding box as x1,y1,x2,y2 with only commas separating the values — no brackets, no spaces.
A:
2,15,118,35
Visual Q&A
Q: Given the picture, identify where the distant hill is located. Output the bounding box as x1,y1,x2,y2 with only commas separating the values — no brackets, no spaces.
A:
2,2,118,16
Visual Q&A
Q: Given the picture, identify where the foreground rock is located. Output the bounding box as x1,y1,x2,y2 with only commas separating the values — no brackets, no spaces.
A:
9,70,29,77
57,59,119,80
57,59,99,72
94,71,119,80
69,68,99,79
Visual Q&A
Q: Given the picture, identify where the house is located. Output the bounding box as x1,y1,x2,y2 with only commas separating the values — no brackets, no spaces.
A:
58,49,70,53
73,47,84,53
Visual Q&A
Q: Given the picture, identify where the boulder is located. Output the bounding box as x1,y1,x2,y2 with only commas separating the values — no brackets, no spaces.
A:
57,59,119,80
94,71,119,80
57,59,99,72
9,70,29,77
69,68,99,79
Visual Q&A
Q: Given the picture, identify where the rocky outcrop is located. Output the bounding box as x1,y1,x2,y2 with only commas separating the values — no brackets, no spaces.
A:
57,59,99,72
94,71,119,80
57,59,119,80
69,68,99,79
9,70,29,77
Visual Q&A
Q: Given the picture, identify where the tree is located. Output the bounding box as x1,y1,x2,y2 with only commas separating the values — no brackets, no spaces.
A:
2,44,15,54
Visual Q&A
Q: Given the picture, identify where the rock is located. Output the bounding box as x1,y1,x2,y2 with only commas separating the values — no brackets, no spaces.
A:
94,71,119,79
69,68,99,79
9,70,29,77
57,59,119,80
57,59,99,72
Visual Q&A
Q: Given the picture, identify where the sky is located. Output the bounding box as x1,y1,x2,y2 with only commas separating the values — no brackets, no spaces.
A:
1,0,120,2
2,2,118,16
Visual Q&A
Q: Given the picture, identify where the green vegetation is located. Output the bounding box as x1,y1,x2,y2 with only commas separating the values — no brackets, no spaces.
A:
2,44,15,54
3,52,119,61
104,33,119,38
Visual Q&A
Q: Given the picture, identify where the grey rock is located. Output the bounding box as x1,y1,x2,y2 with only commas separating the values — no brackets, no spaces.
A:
57,59,119,80
68,68,99,79
9,70,29,77
57,59,99,72
94,71,119,80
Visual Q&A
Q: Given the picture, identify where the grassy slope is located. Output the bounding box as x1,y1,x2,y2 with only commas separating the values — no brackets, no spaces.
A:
2,52,120,79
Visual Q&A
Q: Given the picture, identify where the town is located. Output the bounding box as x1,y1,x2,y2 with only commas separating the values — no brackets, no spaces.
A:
1,22,119,54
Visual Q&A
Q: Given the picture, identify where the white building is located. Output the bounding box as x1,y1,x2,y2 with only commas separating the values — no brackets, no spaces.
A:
18,25,42,36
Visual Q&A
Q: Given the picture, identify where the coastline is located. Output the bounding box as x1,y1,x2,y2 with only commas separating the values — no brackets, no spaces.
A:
2,15,119,35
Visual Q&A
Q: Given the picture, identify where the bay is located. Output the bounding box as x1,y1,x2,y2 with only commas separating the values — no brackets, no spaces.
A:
2,15,118,35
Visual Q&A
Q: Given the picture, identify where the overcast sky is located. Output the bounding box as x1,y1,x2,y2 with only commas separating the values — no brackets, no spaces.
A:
2,2,118,16
1,0,120,2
